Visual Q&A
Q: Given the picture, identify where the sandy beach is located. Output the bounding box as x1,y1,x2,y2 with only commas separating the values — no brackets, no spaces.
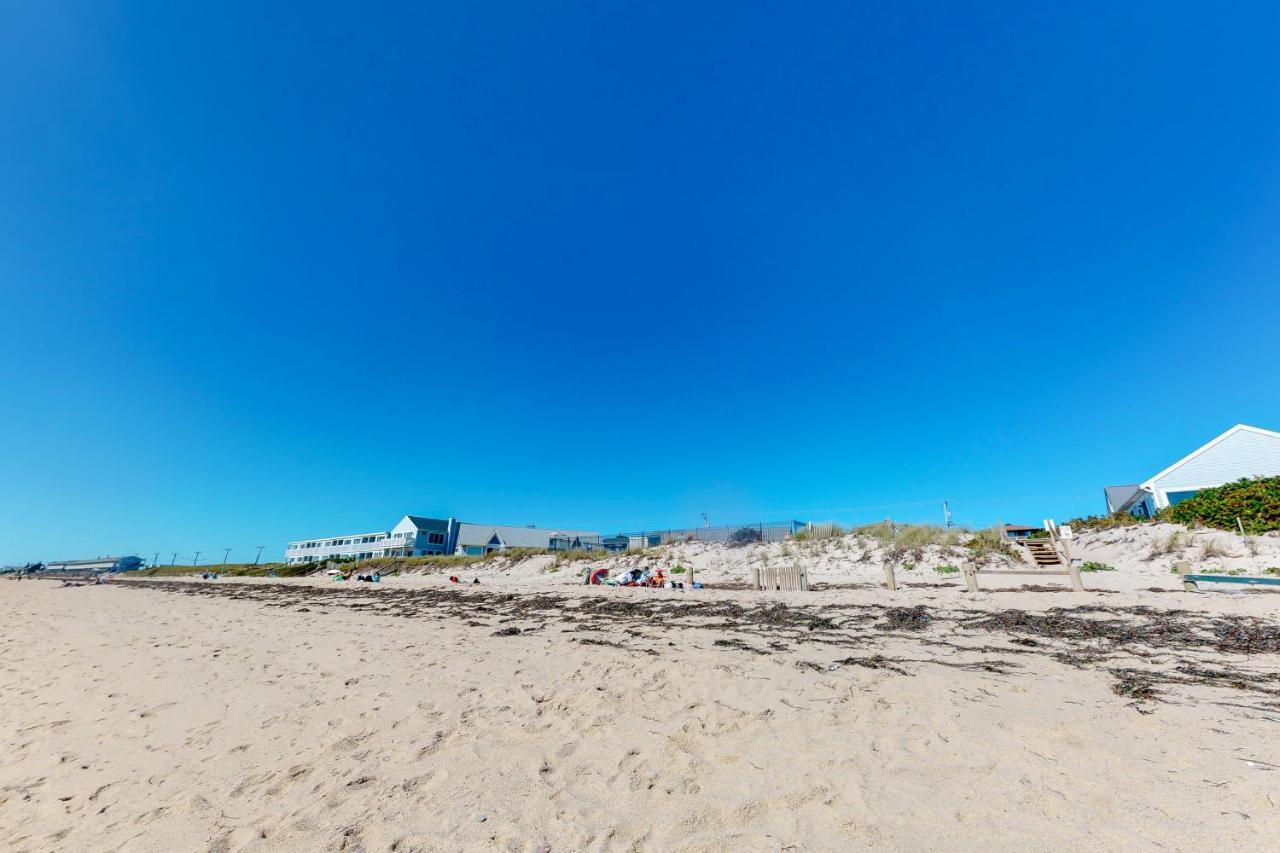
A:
2,561,1279,852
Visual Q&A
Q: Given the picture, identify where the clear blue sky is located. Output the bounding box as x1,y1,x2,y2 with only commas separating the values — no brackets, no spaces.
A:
3,2,1280,564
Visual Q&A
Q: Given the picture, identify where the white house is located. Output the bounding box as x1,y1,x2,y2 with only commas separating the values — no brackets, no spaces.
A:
284,515,601,564
1105,424,1280,517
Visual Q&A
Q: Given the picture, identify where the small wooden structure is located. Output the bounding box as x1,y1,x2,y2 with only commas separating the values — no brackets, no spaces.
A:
751,563,810,592
1176,563,1280,592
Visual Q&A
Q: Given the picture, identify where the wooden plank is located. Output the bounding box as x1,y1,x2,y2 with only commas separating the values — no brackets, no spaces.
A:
1184,574,1280,587
976,570,1069,576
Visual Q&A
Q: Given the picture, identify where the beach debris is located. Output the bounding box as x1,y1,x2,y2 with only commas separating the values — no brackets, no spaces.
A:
125,581,1280,711
876,605,932,632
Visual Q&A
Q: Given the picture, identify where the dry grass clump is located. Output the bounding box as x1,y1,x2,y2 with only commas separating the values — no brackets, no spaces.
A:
859,523,963,565
1147,531,1188,559
1200,537,1234,560
348,547,549,574
553,548,610,567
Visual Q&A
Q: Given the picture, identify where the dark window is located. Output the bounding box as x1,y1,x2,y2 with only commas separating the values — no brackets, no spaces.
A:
427,532,445,545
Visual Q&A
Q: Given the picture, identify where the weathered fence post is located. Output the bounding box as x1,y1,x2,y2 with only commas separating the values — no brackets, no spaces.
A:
883,563,897,591
963,562,979,593
1067,561,1084,592
1176,562,1196,592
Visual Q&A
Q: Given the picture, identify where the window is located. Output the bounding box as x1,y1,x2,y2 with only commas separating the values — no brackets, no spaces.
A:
427,532,445,545
1166,490,1199,507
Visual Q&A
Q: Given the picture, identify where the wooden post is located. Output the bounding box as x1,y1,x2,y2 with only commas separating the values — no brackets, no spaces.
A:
798,564,809,592
963,562,979,593
1067,561,1084,592
883,563,897,591
1176,562,1197,592
750,565,760,590
687,561,695,589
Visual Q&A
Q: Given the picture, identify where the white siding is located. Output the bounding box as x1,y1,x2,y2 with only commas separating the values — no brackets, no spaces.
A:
1149,428,1280,505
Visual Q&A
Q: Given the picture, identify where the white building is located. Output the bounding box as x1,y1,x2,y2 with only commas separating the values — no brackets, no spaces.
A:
285,516,456,564
284,515,600,564
1105,424,1280,517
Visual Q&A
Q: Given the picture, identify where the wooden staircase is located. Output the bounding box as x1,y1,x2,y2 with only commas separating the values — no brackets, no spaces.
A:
1020,539,1066,568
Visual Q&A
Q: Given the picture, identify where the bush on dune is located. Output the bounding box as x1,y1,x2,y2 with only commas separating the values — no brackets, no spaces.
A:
1160,477,1280,534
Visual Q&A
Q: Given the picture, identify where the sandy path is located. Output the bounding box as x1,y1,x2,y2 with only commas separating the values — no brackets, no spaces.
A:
1,579,1278,852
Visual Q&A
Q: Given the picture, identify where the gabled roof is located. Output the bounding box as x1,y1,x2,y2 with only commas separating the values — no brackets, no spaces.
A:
403,515,447,530
1103,484,1147,514
1140,424,1280,490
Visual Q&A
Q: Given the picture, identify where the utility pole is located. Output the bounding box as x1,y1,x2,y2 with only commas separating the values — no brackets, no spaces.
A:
254,545,265,565
152,552,160,568
170,551,179,567
701,512,709,528
942,501,953,529
193,550,202,567
221,547,231,572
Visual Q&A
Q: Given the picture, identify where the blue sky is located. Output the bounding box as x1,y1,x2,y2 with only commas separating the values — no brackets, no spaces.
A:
3,2,1280,564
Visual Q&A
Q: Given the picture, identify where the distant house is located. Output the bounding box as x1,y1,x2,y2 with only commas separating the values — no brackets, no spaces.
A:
45,556,145,573
1104,424,1280,517
285,514,601,563
454,523,600,556
996,524,1042,540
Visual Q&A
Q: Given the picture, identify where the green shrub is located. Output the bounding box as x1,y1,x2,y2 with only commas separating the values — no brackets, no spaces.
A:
730,526,763,545
933,565,960,575
671,566,686,574
1160,477,1280,534
1068,512,1149,531
1079,561,1115,573
965,528,1015,562
1264,567,1280,577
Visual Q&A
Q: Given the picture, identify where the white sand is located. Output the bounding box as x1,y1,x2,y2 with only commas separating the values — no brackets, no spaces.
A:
2,564,1279,852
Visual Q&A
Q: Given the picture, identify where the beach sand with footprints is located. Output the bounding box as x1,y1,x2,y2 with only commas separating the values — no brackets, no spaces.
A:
2,575,1279,851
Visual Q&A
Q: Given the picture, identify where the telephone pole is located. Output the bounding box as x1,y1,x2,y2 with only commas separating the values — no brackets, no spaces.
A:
170,551,179,567
254,545,265,565
221,548,231,572
193,551,201,567
942,501,953,529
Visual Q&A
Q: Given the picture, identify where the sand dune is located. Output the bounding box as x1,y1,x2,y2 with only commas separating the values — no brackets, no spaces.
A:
1,574,1278,852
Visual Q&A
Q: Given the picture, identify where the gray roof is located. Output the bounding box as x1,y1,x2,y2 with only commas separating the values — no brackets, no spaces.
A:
1104,484,1147,513
404,515,449,530
455,523,597,549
